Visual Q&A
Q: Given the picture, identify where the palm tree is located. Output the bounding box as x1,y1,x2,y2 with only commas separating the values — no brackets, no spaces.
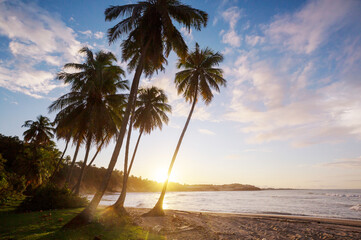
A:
22,115,56,186
63,1,208,227
145,43,226,216
64,134,84,186
49,47,128,195
112,86,171,212
22,115,54,146
48,126,72,182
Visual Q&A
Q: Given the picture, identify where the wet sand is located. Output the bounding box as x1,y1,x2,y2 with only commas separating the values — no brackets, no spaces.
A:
128,208,361,239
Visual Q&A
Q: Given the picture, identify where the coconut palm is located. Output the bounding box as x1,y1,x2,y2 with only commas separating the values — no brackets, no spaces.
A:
112,86,171,212
49,47,128,195
22,115,54,146
86,136,107,169
145,43,226,216
63,1,208,227
22,115,56,186
48,126,73,182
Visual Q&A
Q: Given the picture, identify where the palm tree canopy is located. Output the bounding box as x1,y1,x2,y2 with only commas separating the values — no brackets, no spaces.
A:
133,86,172,134
22,115,54,145
105,0,208,76
49,47,129,145
175,43,226,105
57,47,127,94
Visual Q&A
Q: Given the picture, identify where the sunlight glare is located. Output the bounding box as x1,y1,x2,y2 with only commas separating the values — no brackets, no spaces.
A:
154,168,168,183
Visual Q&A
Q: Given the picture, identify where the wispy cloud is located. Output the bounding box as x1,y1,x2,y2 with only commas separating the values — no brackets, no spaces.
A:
265,0,356,54
198,128,216,136
94,31,104,39
0,0,82,98
220,7,242,47
79,30,92,38
180,27,193,41
224,0,361,146
321,156,361,168
245,35,264,46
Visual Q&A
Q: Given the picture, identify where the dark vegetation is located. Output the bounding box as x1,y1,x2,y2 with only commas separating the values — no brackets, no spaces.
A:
18,184,88,211
0,134,59,204
59,164,260,193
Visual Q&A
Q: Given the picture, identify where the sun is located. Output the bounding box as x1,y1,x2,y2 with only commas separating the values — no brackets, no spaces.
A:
154,168,168,183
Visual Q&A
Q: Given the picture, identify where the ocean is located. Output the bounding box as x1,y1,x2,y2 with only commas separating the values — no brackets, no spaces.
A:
86,189,361,220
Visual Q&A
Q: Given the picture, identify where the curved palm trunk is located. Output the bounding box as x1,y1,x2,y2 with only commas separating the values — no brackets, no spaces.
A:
113,129,143,212
49,139,69,182
127,130,143,175
111,112,134,213
86,138,105,168
65,140,81,186
144,92,198,216
74,135,92,195
62,42,149,229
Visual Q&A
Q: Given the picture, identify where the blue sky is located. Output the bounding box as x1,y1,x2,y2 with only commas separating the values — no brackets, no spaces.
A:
1,0,361,188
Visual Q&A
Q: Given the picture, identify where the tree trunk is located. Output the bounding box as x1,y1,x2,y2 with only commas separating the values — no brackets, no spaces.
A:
112,115,139,212
113,130,143,210
127,130,143,174
74,135,92,195
65,140,81,186
86,138,105,168
49,139,69,182
144,90,198,217
62,42,149,229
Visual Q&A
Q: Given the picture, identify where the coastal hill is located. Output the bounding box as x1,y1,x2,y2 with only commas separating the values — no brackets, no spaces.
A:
60,164,260,193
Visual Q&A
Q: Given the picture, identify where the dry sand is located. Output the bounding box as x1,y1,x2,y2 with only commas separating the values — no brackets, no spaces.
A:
128,208,361,240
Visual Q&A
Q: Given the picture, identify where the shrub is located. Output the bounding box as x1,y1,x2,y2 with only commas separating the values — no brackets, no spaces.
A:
18,184,88,211
0,154,26,204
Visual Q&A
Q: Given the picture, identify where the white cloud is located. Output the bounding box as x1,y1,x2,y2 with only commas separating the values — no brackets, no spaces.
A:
265,0,356,54
79,30,92,38
222,7,242,29
94,31,104,39
0,0,81,98
225,48,361,146
180,27,193,41
245,35,265,46
220,7,242,47
223,0,361,147
222,30,241,47
198,129,215,135
79,30,104,40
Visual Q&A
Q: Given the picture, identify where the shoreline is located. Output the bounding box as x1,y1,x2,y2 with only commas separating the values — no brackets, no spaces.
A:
126,207,361,239
127,207,361,227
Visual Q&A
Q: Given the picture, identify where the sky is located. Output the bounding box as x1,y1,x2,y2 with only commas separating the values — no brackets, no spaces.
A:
0,0,361,189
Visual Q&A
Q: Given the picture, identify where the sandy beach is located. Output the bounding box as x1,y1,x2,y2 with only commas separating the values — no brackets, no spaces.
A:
128,208,361,240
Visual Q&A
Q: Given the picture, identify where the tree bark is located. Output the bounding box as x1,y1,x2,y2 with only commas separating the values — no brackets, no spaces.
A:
113,130,143,210
144,89,198,217
49,139,69,182
74,135,92,195
127,130,143,175
65,140,81,186
62,42,149,229
112,116,140,211
86,138,105,168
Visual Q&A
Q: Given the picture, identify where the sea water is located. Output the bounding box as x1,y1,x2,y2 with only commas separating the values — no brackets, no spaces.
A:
86,189,361,220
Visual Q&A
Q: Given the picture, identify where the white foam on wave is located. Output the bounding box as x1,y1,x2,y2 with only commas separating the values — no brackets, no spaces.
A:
350,204,361,211
325,193,361,198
